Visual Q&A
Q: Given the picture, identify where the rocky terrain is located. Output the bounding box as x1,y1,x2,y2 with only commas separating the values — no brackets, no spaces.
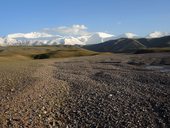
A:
0,53,170,127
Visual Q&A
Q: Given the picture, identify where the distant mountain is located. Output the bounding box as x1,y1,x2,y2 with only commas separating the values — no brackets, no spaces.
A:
0,32,115,46
1,37,18,46
78,35,91,43
0,37,4,46
0,31,170,47
7,32,54,39
84,36,170,53
135,36,170,48
60,37,85,45
84,38,146,53
85,32,115,44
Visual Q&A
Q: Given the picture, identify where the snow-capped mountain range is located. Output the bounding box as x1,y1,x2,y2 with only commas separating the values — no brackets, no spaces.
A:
0,31,169,46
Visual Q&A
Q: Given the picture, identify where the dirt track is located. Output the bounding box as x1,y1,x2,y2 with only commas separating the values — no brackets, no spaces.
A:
0,54,170,128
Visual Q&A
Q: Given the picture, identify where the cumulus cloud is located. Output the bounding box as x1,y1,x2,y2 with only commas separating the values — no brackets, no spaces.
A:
43,24,90,36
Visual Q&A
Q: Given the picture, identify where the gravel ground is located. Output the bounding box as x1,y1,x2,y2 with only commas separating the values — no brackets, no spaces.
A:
53,54,170,128
0,60,69,128
0,53,170,128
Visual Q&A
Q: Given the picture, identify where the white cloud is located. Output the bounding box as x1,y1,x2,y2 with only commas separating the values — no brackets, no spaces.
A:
147,31,169,38
43,24,90,36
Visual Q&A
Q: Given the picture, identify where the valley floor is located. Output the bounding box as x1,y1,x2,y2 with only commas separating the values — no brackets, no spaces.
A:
0,53,170,128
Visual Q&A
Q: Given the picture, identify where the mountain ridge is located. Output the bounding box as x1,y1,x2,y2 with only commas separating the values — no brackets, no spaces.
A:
83,36,170,53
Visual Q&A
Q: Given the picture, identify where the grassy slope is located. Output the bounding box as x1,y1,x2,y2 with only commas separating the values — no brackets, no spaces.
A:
0,46,100,60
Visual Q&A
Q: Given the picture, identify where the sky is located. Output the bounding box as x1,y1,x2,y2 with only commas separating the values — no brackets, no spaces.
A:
0,0,170,36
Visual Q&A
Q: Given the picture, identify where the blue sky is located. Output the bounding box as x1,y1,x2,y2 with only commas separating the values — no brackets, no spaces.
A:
0,0,170,36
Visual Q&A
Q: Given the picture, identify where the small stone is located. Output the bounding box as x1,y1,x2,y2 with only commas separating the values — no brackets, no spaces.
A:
42,106,45,110
48,117,53,121
109,94,113,97
56,120,63,126
117,91,120,94
11,88,14,92
108,94,113,98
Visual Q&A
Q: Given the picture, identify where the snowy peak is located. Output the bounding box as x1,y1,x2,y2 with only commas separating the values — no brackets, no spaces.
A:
1,37,19,46
0,37,4,46
86,32,115,44
147,31,169,38
117,33,139,39
7,32,54,39
61,37,85,45
0,37,4,42
78,35,91,42
1,31,170,46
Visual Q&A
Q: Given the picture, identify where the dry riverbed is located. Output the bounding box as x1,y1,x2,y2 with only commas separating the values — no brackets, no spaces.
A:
0,53,170,128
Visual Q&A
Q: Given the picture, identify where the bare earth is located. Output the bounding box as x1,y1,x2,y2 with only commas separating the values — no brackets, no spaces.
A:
0,53,170,128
